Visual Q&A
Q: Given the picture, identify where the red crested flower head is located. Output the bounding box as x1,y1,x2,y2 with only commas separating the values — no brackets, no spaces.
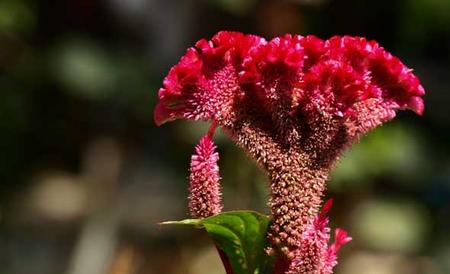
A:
155,31,424,133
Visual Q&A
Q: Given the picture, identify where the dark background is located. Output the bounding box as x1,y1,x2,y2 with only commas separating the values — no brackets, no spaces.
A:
0,0,449,273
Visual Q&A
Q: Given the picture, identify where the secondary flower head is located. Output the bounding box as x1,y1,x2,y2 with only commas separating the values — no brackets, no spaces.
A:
286,200,352,274
188,128,222,218
155,31,425,272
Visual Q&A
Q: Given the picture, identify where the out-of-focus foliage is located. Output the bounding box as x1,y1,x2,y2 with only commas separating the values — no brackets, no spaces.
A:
351,199,430,252
400,0,450,42
0,0,449,274
331,124,428,190
49,38,120,100
0,0,36,36
204,0,258,16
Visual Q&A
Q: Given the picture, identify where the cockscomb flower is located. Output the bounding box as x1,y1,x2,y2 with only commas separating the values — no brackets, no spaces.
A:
188,125,222,218
154,31,425,270
286,200,352,274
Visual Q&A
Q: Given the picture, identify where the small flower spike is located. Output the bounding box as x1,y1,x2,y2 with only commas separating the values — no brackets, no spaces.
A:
188,123,222,218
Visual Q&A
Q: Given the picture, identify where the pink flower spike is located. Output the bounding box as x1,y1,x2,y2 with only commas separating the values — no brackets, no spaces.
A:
287,202,352,274
188,133,222,218
286,201,332,274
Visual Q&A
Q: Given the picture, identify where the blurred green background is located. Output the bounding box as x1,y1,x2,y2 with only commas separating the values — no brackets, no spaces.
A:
0,0,449,274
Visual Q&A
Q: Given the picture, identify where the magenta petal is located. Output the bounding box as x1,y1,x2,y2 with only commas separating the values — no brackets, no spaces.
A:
332,228,352,252
408,96,425,115
154,102,173,126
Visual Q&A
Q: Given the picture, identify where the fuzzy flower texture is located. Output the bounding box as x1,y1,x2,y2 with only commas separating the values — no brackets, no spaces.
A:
188,124,222,218
154,31,425,274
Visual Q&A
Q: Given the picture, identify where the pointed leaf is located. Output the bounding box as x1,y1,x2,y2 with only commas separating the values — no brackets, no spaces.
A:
161,210,274,274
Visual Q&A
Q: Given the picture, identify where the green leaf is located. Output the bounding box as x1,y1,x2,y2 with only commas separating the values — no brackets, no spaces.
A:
161,210,274,274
